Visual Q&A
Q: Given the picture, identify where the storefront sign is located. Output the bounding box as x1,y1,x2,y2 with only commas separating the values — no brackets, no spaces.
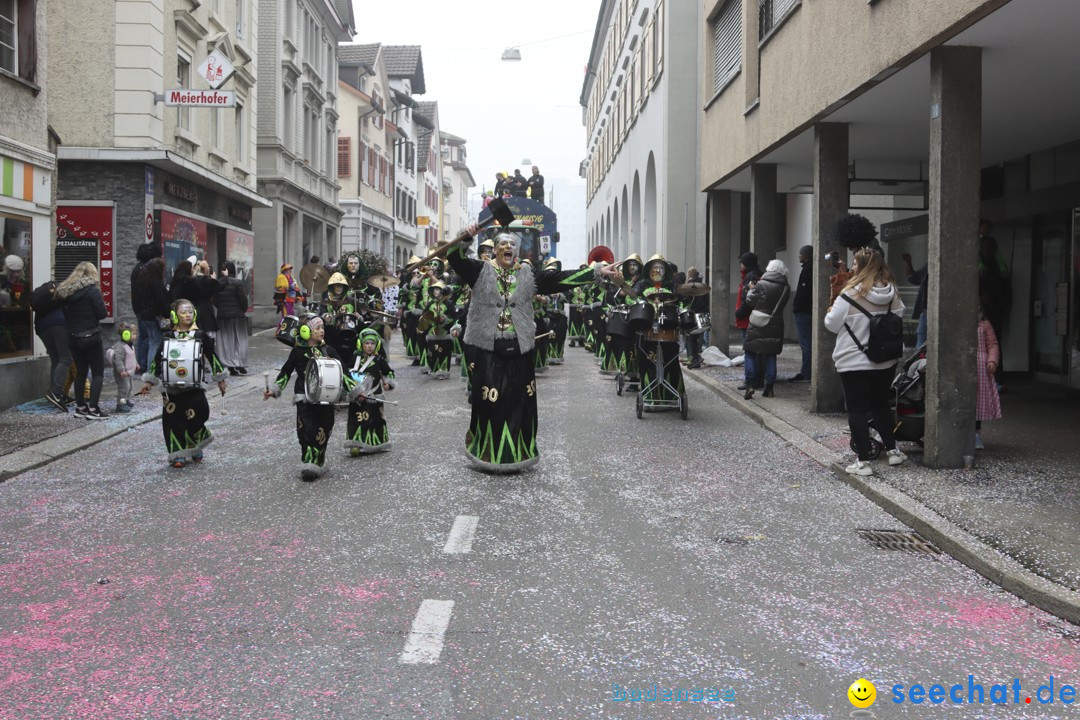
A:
55,204,115,317
161,210,207,279
228,204,252,223
163,89,236,107
197,49,235,90
164,181,197,202
226,230,255,314
880,214,929,243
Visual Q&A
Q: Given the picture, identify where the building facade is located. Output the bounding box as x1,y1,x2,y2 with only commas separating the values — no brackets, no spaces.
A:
581,0,705,271
699,0,1080,466
414,101,442,250
440,132,474,243
0,0,56,409
252,0,353,323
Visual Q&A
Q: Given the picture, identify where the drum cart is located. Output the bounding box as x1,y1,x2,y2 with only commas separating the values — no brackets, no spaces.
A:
632,298,688,420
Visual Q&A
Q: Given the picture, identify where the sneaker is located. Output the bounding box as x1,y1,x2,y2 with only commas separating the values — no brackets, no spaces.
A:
45,391,69,412
887,449,907,466
975,432,985,450
192,451,204,462
788,373,809,383
762,384,775,398
845,460,874,477
62,395,77,406
74,405,90,419
83,406,108,420
172,458,187,468
114,403,133,414
236,367,248,375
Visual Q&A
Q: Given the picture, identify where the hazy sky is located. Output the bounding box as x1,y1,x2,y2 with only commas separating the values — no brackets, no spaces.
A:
351,0,598,261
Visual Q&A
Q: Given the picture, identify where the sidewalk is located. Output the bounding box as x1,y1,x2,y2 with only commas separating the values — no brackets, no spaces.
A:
684,342,1080,625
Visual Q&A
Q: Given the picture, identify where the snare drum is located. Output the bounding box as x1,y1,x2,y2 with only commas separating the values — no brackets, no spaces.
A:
606,307,631,338
162,337,204,389
305,357,345,404
275,315,300,346
655,305,680,329
688,312,711,336
626,302,655,331
642,328,680,343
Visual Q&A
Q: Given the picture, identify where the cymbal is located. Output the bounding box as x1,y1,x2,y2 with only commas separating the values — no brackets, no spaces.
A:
676,281,711,297
368,273,400,290
299,263,330,294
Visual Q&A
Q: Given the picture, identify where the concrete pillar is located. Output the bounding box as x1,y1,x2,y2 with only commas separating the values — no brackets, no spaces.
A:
750,164,779,263
708,189,733,356
810,123,848,414
925,46,982,469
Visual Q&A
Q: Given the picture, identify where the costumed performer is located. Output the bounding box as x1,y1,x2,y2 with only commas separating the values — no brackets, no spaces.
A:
345,327,395,456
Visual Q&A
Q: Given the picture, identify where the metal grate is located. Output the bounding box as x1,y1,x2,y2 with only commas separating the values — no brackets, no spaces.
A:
856,529,941,556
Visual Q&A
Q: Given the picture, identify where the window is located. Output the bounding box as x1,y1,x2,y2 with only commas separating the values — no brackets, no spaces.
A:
283,86,294,152
176,53,192,130
285,0,294,39
337,137,350,177
326,126,334,177
235,100,245,165
711,0,741,93
379,155,387,194
0,0,16,75
759,0,799,40
368,147,376,186
210,107,223,151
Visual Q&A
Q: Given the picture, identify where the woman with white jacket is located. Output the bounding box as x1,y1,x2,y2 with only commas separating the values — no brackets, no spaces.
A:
824,248,908,477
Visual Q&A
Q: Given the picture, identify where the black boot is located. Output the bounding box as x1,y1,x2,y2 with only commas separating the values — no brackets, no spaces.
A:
763,384,774,398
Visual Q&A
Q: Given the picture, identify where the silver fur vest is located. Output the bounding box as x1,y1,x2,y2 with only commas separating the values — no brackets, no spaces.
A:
463,262,536,354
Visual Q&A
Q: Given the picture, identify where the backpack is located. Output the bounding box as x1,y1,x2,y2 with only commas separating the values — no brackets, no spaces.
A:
30,281,60,314
840,293,904,364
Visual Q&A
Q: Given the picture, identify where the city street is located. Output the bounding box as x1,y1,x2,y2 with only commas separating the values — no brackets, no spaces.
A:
1,336,1079,719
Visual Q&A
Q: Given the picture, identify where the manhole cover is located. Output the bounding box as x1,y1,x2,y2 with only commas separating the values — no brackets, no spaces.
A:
856,529,941,556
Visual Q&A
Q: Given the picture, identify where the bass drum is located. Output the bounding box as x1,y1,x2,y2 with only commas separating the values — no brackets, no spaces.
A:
688,312,711,336
656,305,680,329
305,357,345,404
606,308,631,338
626,303,655,332
275,315,300,347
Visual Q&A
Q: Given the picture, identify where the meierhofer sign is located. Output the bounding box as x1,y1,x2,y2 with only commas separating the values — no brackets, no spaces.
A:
164,89,236,107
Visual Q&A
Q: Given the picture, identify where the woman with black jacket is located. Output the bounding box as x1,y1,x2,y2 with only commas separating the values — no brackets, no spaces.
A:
736,259,791,399
170,260,221,334
213,261,249,374
56,261,108,419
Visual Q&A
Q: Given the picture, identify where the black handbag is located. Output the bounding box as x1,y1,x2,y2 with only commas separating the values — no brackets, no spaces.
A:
71,327,102,350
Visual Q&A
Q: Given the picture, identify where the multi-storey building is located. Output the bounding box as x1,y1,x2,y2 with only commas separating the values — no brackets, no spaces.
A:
699,0,1080,466
414,101,442,250
252,0,353,322
45,0,270,383
441,132,474,243
0,0,55,408
338,43,397,264
382,45,427,269
580,0,705,270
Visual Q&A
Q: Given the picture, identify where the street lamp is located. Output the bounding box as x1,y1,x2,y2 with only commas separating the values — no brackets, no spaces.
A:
501,47,522,61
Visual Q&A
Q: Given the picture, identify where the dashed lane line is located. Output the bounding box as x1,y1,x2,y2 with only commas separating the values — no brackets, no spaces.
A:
400,599,455,664
443,515,479,554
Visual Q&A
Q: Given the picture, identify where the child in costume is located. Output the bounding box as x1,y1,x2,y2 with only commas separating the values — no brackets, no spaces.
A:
140,299,227,468
264,314,358,481
107,321,138,413
424,280,455,379
345,327,396,456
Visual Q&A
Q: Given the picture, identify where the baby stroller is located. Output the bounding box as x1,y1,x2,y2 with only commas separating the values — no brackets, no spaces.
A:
854,344,927,459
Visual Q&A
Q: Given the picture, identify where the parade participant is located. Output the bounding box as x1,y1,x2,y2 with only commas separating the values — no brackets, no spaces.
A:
604,254,643,380
542,257,569,365
345,328,396,456
414,258,447,372
477,239,496,262
567,278,588,348
398,256,423,361
445,225,620,472
264,314,358,481
338,252,368,293
524,261,551,374
323,272,358,314
140,299,227,468
273,263,304,316
424,280,455,379
632,254,685,406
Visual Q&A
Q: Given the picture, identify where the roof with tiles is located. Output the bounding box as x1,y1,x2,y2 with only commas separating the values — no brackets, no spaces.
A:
381,45,426,94
339,43,380,68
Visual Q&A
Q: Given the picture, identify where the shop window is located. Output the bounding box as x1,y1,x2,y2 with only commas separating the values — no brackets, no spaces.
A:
0,212,32,358
0,0,36,83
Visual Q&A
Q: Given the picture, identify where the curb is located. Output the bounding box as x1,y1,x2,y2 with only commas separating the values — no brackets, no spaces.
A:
683,368,1080,627
0,376,263,484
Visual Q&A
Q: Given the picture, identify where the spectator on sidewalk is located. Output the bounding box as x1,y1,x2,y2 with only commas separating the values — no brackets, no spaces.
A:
976,306,1002,450
31,278,72,412
57,261,109,420
683,267,709,369
131,247,170,374
824,247,907,477
789,245,813,382
213,261,249,375
737,259,790,399
979,221,1010,383
902,252,928,349
735,252,762,392
106,322,137,414
171,260,221,336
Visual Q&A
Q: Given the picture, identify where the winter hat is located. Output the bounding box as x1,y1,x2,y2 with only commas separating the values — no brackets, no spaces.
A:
739,252,759,269
799,245,813,261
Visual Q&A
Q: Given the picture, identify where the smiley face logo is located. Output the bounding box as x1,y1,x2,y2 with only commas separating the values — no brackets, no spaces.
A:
848,678,876,708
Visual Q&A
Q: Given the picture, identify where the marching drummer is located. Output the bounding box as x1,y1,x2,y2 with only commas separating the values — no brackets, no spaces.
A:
423,280,455,379
604,253,644,382
264,314,359,481
681,267,710,369
345,327,396,456
630,254,686,408
541,257,569,365
139,299,228,469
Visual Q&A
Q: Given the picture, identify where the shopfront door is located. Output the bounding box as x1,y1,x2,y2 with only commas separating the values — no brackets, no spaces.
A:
1031,216,1069,383
1071,209,1080,389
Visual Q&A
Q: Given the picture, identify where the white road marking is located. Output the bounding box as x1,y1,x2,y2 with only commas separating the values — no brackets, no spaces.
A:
443,515,479,554
400,599,454,664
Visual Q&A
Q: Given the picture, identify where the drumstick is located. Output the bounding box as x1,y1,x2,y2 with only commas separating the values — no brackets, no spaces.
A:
535,330,555,340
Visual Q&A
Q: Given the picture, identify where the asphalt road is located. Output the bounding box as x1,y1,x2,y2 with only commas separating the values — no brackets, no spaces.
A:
1,334,1079,719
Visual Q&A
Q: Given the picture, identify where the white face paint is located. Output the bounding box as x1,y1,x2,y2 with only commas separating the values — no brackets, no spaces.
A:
494,234,519,270
175,302,195,328
649,264,665,282
347,256,360,273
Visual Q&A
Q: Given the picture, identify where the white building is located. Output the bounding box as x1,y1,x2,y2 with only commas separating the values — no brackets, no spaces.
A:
441,132,475,242
252,0,353,322
580,0,705,271
414,100,442,250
